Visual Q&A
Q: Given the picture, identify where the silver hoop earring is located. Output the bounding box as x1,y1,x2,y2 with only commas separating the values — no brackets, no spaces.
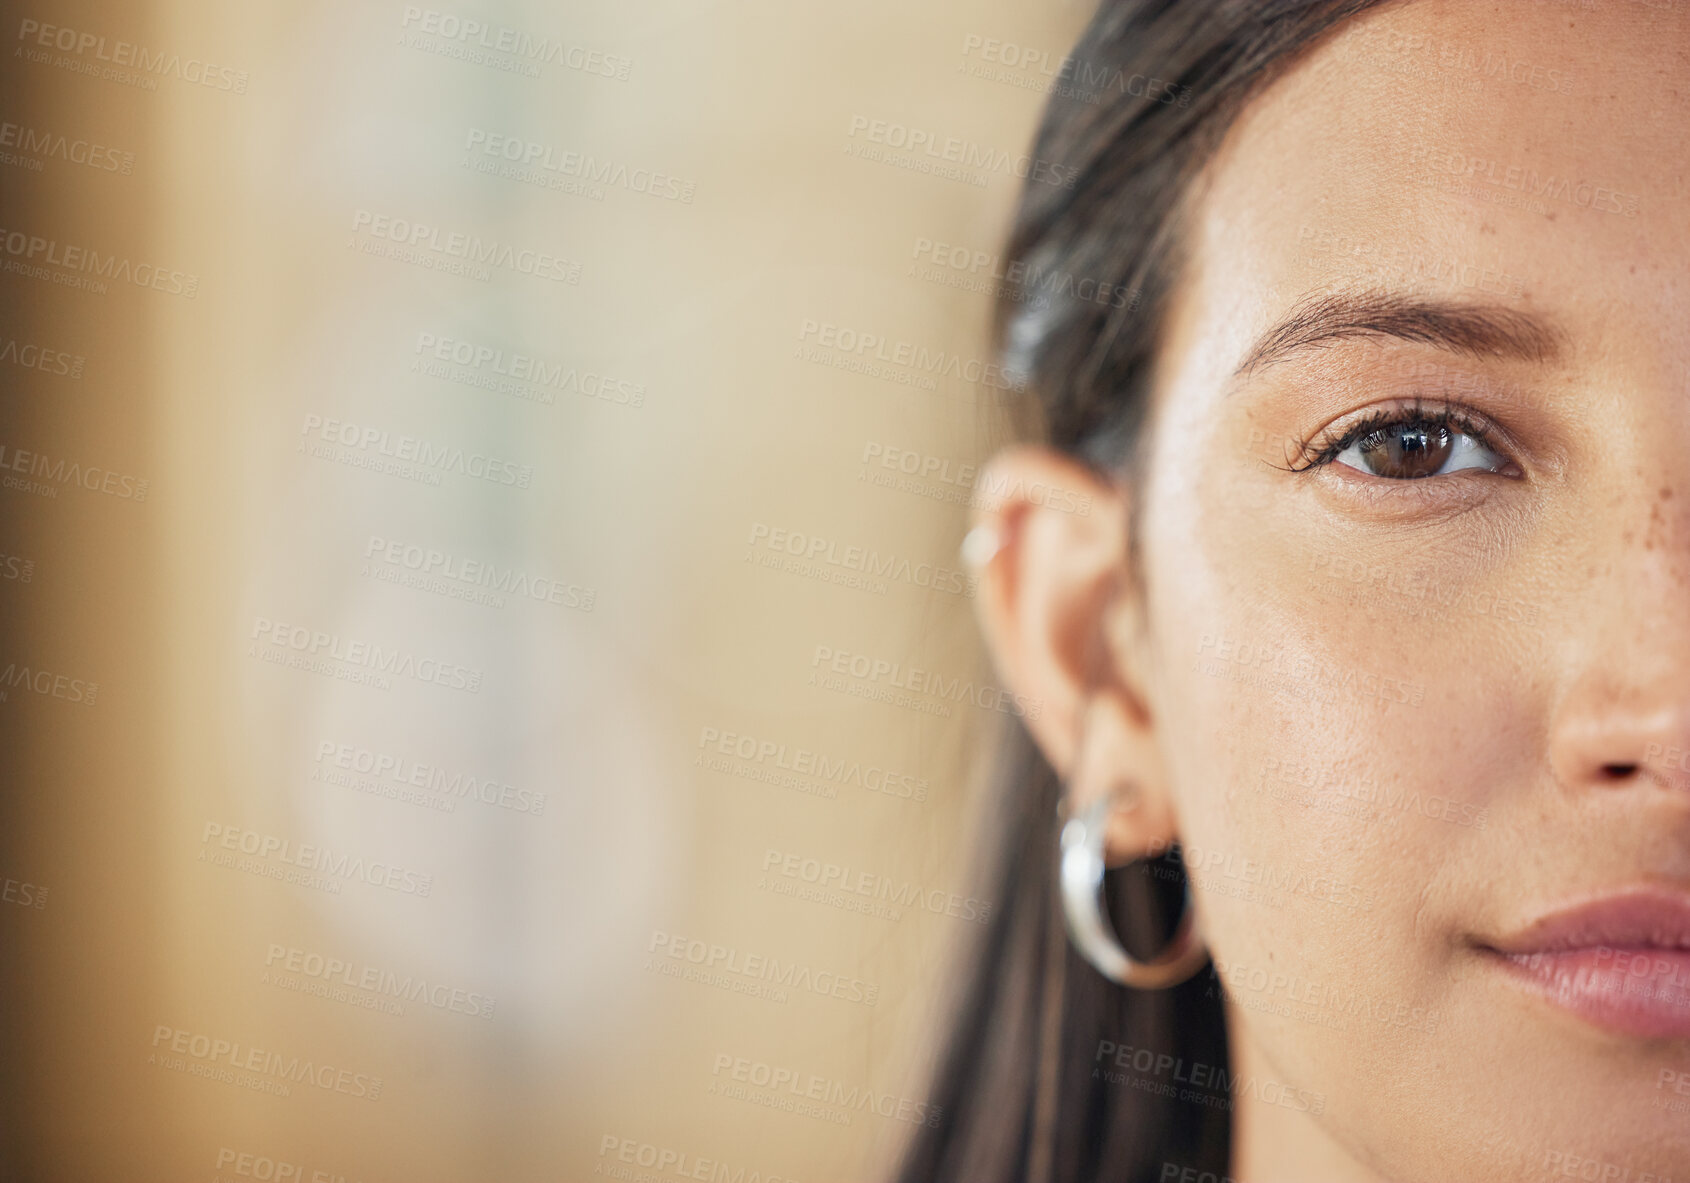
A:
1059,793,1208,989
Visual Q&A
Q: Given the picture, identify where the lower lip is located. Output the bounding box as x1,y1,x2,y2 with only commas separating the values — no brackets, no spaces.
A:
1486,947,1690,1039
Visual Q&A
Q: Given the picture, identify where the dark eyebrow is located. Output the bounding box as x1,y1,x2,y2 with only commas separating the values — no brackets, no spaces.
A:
1233,290,1564,378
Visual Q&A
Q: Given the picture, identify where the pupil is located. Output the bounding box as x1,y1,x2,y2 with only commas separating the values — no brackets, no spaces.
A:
1362,423,1452,479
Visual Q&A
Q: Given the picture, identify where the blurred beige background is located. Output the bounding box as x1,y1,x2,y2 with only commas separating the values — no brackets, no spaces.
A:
0,1,1092,1179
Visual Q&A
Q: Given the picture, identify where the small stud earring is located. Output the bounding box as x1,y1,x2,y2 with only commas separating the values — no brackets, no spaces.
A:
959,524,1002,570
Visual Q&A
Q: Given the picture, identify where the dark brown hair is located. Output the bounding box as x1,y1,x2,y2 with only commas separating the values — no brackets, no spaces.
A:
895,4,1392,1181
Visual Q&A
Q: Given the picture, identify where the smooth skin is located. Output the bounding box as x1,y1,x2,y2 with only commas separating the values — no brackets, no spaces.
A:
970,2,1690,1180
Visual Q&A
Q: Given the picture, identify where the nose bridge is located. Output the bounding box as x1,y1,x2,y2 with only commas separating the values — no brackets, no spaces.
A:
1547,467,1690,793
1601,470,1690,651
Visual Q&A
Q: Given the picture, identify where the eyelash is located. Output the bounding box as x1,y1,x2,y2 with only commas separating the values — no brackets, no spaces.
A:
1277,397,1506,475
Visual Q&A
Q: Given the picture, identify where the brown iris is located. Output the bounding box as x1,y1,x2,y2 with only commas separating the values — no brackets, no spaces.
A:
1355,423,1453,479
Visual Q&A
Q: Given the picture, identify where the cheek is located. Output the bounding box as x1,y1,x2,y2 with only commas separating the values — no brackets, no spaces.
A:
1140,468,1507,1091
1157,572,1416,999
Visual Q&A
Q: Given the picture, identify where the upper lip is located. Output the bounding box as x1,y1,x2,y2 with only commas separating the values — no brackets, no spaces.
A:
1483,888,1690,955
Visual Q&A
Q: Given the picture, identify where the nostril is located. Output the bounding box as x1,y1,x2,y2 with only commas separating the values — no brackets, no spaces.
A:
1600,763,1639,780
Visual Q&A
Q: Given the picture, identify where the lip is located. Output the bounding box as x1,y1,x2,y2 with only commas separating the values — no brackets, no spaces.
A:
1479,889,1690,1040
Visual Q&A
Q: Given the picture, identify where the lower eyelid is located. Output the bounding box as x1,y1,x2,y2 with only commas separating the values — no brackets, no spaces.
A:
1313,463,1507,519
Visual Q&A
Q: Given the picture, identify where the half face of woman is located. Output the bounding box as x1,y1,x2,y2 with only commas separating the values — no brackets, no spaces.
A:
972,1,1690,1180
1138,1,1690,1178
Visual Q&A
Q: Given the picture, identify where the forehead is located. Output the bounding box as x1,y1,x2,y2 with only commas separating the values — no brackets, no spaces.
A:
1169,0,1690,381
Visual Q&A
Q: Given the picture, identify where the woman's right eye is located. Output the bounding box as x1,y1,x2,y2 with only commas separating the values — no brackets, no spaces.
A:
1288,400,1522,483
1334,419,1511,480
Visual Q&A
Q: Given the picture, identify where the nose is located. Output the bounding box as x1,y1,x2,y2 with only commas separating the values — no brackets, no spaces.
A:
1548,691,1690,794
1546,512,1690,798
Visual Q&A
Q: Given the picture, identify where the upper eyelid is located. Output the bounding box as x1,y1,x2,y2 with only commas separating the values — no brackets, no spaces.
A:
1333,410,1495,460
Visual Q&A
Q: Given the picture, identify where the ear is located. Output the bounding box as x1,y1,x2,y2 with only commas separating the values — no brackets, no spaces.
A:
966,445,1178,863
